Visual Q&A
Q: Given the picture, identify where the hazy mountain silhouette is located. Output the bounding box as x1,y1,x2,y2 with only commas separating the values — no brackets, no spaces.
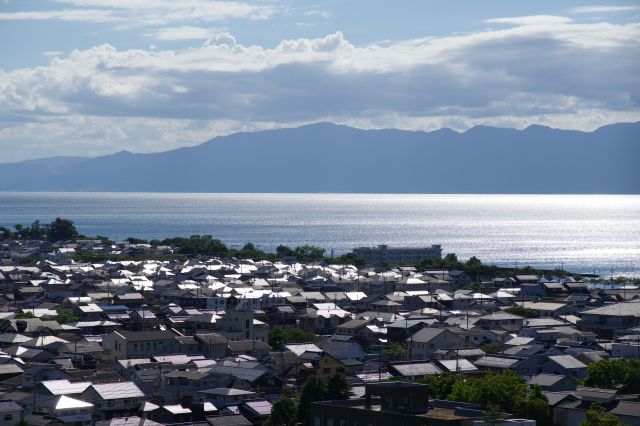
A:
1,122,638,193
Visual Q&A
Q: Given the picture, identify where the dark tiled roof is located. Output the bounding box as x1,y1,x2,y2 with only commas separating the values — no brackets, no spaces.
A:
528,374,565,387
207,414,252,426
117,330,176,342
610,401,640,418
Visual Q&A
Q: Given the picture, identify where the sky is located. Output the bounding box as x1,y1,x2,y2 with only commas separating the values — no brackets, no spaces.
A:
1,1,639,162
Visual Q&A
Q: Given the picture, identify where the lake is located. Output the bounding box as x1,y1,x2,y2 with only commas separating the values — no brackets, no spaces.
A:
1,192,639,276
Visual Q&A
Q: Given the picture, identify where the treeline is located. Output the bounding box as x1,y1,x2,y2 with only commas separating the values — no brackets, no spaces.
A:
416,370,550,424
1,218,80,242
266,374,352,426
1,219,365,264
584,358,640,394
418,252,577,281
268,327,317,350
126,235,365,265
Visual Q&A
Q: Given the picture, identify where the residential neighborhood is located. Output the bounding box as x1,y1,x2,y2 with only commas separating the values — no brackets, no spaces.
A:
0,237,639,425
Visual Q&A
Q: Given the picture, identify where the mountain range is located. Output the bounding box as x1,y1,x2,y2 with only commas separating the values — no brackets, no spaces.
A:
1,122,638,193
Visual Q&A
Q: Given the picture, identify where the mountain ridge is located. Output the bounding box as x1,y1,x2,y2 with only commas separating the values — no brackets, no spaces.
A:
1,121,638,193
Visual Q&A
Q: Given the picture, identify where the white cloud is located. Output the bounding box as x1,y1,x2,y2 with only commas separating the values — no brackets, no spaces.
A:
145,26,218,41
203,32,237,47
303,10,331,18
0,9,122,23
570,5,640,14
486,15,572,26
0,1,278,25
42,50,64,57
1,16,639,161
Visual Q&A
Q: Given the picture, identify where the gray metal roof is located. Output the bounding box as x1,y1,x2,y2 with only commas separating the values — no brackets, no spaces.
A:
527,374,566,387
474,356,519,369
547,355,587,369
610,401,640,418
90,382,145,400
582,302,640,317
41,380,91,395
390,362,442,377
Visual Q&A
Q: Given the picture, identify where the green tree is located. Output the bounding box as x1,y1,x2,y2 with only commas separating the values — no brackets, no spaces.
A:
54,308,78,324
466,256,482,267
504,306,539,318
419,372,459,399
265,396,297,426
14,312,36,319
29,220,45,240
585,359,640,394
447,370,548,420
95,235,114,244
268,327,316,350
47,217,79,241
126,237,148,244
0,226,15,239
335,252,367,267
297,376,328,425
327,373,352,400
295,244,326,261
443,253,459,264
276,245,296,258
13,224,25,239
581,402,625,426
383,342,406,360
482,403,504,425
471,370,527,414
522,385,550,425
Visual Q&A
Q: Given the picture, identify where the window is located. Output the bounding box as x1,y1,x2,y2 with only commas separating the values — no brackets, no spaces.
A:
4,415,12,421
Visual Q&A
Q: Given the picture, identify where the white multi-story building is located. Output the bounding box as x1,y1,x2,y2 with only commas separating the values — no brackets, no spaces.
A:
353,244,442,266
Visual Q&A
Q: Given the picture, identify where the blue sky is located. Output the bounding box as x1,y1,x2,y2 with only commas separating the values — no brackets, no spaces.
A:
1,0,639,162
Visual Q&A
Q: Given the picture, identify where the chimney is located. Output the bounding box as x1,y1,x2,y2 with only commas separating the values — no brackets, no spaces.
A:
16,320,27,334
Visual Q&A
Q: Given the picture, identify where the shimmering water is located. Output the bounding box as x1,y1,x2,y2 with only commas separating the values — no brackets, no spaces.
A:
1,192,639,276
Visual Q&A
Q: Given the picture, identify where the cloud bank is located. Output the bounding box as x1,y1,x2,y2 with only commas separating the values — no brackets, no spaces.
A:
1,15,639,161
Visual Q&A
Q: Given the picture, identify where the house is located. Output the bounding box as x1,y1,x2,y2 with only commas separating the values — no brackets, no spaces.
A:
386,319,433,343
527,374,576,392
216,309,268,343
513,275,539,285
388,361,442,380
577,302,640,335
194,333,228,359
101,330,178,360
541,355,588,379
553,387,619,426
476,312,525,330
336,318,379,343
473,355,520,373
21,365,71,389
292,353,347,380
79,382,145,420
0,400,23,426
37,395,94,424
238,400,272,424
199,388,257,407
310,382,493,426
517,302,571,318
151,404,193,424
207,414,253,426
407,328,465,360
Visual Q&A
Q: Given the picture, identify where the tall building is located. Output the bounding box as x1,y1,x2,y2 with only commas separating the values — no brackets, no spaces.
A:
310,381,521,426
353,244,442,266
